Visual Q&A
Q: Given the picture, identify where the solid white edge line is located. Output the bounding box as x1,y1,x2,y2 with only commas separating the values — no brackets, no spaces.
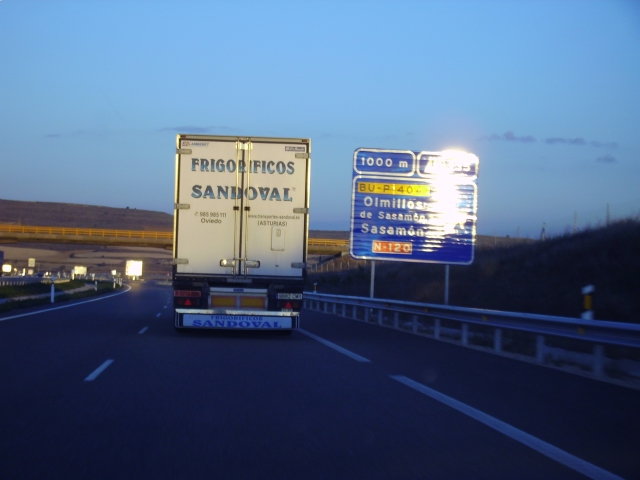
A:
299,329,370,362
0,285,132,322
84,359,114,382
390,375,623,480
138,326,149,334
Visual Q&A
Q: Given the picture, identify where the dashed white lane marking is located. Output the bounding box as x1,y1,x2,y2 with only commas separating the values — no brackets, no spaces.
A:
84,359,114,382
299,329,370,362
0,285,132,322
390,375,623,480
138,326,149,334
156,313,161,317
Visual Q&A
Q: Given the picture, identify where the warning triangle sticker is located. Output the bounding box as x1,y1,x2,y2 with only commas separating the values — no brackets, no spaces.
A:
185,299,192,306
285,301,292,309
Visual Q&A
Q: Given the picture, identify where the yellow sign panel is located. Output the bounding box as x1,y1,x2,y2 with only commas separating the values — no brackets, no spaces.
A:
357,181,430,197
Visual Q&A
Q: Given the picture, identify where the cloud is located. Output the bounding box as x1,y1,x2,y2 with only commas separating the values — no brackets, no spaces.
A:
596,154,616,163
545,137,586,145
545,137,618,148
159,126,235,134
482,131,536,143
483,132,619,149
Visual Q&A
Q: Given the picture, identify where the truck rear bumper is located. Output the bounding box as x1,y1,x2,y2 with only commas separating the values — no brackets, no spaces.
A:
175,309,299,330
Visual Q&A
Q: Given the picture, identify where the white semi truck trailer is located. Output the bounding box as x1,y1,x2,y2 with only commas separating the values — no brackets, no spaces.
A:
172,135,310,332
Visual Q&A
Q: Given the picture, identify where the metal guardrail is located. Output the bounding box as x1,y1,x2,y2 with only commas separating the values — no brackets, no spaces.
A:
0,224,172,239
0,223,346,246
0,276,71,287
0,276,43,287
308,238,349,247
303,292,640,379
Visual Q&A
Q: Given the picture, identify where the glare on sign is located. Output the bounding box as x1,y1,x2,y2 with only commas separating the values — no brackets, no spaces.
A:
74,266,87,275
2,264,12,273
126,260,143,276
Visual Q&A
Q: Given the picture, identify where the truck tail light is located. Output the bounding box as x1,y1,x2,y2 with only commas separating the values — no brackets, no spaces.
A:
276,299,301,311
174,290,202,307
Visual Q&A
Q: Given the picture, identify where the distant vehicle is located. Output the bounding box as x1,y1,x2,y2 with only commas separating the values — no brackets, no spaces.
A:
172,134,311,333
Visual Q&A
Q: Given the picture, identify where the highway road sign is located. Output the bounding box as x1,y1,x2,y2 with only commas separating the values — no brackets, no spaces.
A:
350,148,479,264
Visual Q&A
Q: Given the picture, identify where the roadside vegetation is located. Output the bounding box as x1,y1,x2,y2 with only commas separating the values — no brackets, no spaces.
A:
307,218,640,323
0,280,122,314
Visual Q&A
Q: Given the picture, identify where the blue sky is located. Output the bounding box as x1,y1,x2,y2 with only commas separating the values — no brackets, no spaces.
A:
1,0,639,237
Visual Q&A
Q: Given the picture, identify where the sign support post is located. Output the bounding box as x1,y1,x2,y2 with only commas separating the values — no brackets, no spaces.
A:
370,260,376,298
444,265,450,305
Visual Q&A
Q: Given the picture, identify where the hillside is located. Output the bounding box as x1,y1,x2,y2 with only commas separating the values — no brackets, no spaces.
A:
308,219,640,323
0,199,173,231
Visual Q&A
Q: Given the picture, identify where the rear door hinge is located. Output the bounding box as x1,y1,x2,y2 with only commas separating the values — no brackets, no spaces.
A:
173,259,188,265
175,203,190,210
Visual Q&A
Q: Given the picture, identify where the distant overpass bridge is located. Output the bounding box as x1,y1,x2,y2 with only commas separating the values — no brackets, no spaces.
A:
0,224,349,254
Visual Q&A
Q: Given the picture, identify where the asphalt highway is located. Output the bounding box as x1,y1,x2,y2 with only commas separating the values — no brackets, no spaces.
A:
1,282,638,479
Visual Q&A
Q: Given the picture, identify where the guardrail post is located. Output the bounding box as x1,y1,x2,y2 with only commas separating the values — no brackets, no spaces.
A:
461,323,468,346
536,335,545,364
341,304,346,317
393,311,399,329
324,301,328,313
494,328,502,353
434,318,441,339
593,344,604,377
365,308,370,323
352,305,358,320
412,315,418,334
332,302,337,315
378,309,384,326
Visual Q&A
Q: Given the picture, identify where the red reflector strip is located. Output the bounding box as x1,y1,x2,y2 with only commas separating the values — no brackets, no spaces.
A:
174,290,202,297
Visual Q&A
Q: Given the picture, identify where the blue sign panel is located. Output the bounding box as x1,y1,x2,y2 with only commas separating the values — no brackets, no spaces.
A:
350,148,479,265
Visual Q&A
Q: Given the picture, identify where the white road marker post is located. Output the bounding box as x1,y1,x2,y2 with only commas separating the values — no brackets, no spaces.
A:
50,274,55,303
581,285,595,320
